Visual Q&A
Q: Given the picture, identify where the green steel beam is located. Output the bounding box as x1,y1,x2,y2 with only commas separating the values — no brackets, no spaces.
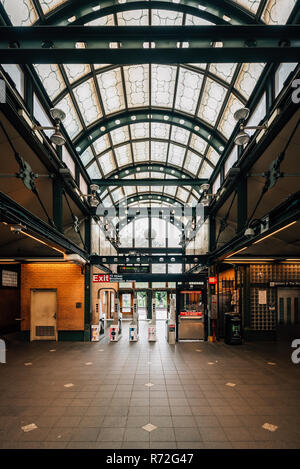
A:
92,178,208,187
91,254,208,264
108,192,185,206
75,109,226,156
99,163,206,190
1,26,299,63
37,0,259,26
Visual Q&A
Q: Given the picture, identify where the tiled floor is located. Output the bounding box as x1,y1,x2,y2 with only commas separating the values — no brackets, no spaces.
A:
0,320,300,449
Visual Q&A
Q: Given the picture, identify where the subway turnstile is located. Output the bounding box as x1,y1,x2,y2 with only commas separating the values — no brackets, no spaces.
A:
129,292,139,342
148,297,157,342
110,294,122,342
166,297,176,344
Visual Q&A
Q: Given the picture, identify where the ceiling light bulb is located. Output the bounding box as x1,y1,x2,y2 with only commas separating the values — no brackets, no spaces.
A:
235,130,250,146
234,107,250,122
50,130,66,146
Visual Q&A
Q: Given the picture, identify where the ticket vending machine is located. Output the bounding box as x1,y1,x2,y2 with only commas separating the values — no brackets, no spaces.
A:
166,297,176,344
110,293,122,342
129,292,139,342
176,284,207,342
148,297,156,342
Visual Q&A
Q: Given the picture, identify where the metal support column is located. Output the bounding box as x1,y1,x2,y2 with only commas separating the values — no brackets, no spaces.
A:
52,177,63,233
237,176,248,233
84,217,92,341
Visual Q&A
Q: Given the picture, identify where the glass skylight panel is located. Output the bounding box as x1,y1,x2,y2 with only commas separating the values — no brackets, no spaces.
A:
199,161,213,178
171,126,190,145
124,65,149,108
130,123,149,139
99,151,116,175
124,186,136,196
189,195,198,207
164,186,177,197
112,188,123,202
64,64,90,84
206,147,220,166
151,9,183,25
175,68,203,114
235,63,265,99
39,0,67,14
117,9,148,25
225,147,238,176
57,94,82,138
151,65,177,108
190,134,207,154
185,14,214,25
262,0,296,24
34,64,65,100
184,151,201,174
151,172,164,179
198,78,227,126
80,147,94,166
87,162,101,179
177,188,189,203
1,0,37,25
97,68,125,114
93,134,110,155
151,123,170,140
132,141,149,162
209,63,237,84
73,79,102,125
115,144,132,166
151,141,168,162
86,15,115,26
218,94,244,139
232,0,260,13
168,143,186,167
110,126,130,145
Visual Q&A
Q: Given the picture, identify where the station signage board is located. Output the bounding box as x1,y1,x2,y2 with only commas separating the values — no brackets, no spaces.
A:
269,281,300,287
208,276,217,285
117,265,150,274
93,274,128,283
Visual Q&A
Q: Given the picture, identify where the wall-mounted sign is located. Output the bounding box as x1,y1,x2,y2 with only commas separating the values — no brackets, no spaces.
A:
93,274,110,283
208,276,217,285
93,274,132,283
270,281,300,287
258,290,267,305
117,265,150,274
2,269,18,287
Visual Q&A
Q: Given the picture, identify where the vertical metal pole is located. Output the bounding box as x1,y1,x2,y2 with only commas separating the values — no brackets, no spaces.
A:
84,217,92,341
237,176,248,233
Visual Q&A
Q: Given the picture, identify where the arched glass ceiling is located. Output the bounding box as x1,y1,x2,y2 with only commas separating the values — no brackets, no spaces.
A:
1,0,297,207
1,0,297,26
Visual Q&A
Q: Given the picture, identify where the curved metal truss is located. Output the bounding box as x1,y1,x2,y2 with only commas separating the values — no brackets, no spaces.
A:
108,192,186,207
116,212,185,233
34,0,261,26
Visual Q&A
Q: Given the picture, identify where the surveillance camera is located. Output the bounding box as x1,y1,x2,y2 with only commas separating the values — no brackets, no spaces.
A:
10,224,23,235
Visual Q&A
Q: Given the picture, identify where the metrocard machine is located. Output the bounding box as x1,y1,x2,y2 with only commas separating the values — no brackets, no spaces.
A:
110,293,122,342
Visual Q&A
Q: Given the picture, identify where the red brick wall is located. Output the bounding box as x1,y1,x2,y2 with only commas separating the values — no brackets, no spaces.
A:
21,264,85,331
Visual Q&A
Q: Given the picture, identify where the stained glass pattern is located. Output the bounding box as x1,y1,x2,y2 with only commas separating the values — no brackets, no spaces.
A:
1,0,37,25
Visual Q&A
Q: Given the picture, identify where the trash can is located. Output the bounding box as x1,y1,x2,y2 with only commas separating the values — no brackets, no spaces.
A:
224,313,242,345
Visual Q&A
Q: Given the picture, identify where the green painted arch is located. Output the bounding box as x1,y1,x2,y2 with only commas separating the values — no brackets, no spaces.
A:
106,192,187,207
86,137,215,174
74,109,227,156
93,163,207,195
117,213,185,232
36,0,260,26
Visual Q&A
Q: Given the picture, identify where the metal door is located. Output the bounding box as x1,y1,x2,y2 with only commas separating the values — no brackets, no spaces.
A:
30,289,57,341
277,288,300,340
